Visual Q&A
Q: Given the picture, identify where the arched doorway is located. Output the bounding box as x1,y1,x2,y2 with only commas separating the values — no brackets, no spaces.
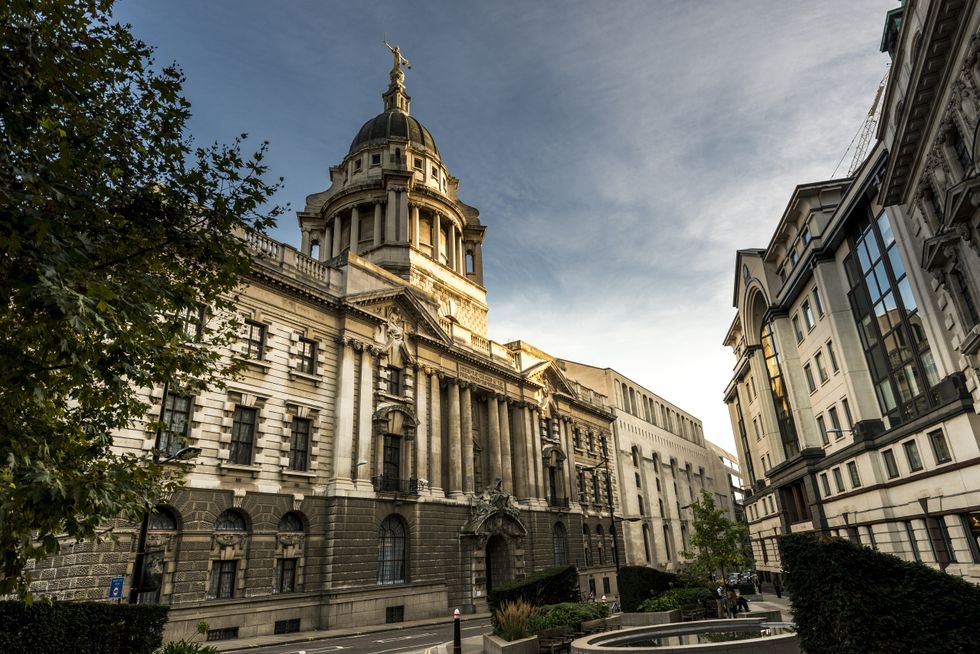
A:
485,534,511,593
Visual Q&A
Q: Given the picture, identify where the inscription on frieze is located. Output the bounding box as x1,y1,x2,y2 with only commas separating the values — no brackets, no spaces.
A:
458,364,506,392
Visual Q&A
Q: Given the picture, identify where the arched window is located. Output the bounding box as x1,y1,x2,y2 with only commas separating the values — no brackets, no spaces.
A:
583,524,594,566
278,512,304,533
377,515,407,585
148,507,177,531
215,509,246,531
642,525,653,563
552,523,568,565
631,447,639,468
760,316,800,458
596,525,605,564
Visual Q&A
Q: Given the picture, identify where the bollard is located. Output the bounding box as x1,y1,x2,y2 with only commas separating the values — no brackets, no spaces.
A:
453,608,461,654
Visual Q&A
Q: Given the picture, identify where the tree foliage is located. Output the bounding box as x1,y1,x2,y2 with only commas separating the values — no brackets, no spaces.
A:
0,0,285,595
680,490,749,580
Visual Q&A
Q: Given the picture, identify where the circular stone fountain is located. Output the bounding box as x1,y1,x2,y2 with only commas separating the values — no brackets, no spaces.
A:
570,618,799,654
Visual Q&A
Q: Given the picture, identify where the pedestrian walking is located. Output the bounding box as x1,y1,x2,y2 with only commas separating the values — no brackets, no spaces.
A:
726,588,738,617
773,578,783,599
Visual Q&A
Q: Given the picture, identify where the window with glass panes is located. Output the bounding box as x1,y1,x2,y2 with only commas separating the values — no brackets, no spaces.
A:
882,448,900,478
819,473,831,496
229,406,257,465
792,315,804,342
847,461,861,487
816,415,829,446
827,340,839,372
832,467,845,493
209,560,237,599
828,406,843,439
813,287,824,316
903,439,923,471
844,211,940,426
815,352,828,383
159,392,192,456
276,558,297,593
288,418,310,471
298,338,317,374
387,367,401,395
804,363,816,393
761,318,800,458
928,430,951,464
802,300,815,330
243,321,266,359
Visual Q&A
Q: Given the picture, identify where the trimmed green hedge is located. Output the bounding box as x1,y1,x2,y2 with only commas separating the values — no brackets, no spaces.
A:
638,587,714,613
618,566,679,612
488,565,579,613
0,600,169,654
780,533,980,653
531,602,609,631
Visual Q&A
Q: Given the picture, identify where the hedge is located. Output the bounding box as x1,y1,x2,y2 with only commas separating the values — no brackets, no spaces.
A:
638,587,714,613
488,565,579,613
531,602,609,631
780,533,980,654
618,566,678,612
0,600,170,654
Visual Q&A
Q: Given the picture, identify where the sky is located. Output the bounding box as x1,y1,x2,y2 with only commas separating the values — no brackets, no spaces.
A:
114,0,895,455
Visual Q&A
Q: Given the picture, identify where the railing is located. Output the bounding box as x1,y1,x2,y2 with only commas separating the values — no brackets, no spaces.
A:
470,333,491,356
547,496,570,508
438,317,453,337
244,230,282,260
295,252,329,282
372,475,420,495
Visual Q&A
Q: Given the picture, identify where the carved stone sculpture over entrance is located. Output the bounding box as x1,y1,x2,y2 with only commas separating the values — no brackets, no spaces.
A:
460,482,527,612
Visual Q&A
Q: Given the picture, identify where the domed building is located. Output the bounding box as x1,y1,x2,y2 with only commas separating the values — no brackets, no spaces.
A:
28,45,624,642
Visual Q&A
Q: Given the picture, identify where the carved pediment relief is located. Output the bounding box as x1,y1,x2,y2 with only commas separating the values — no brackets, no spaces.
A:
347,288,452,350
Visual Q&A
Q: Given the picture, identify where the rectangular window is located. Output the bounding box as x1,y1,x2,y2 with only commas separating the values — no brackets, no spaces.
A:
371,153,381,166
903,439,923,472
181,304,207,341
208,560,237,599
832,467,845,493
882,449,900,479
243,320,266,359
815,352,829,383
298,338,317,374
275,558,297,593
828,406,843,438
793,315,804,343
413,157,423,170
753,418,762,441
813,287,824,316
928,430,952,464
847,461,861,488
159,392,192,456
816,415,829,446
905,521,921,561
827,340,839,372
802,300,815,330
229,406,257,465
353,158,362,172
275,619,301,635
819,472,831,497
962,514,980,563
804,363,816,393
841,397,853,428
790,248,799,265
387,367,401,395
288,418,310,471
938,518,957,563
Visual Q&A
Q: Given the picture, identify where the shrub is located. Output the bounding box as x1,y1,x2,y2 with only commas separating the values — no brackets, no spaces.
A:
637,587,714,613
493,599,536,642
780,533,980,653
618,566,679,612
0,600,169,654
488,565,578,613
530,602,609,631
155,642,219,654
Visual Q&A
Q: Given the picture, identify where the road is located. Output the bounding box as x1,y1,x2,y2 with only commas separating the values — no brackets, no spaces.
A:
223,618,492,654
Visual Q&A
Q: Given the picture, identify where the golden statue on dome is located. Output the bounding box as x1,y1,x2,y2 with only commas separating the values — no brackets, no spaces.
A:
384,35,411,87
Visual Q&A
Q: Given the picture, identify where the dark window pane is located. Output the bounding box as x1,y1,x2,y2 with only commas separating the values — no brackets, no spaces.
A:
230,406,256,465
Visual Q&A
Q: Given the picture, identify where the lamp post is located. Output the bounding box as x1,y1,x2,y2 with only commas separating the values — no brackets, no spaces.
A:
128,384,201,604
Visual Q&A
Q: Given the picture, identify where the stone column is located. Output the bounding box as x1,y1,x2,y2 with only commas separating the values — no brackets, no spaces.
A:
355,346,374,482
416,367,428,486
331,214,342,257
513,404,529,499
461,384,474,494
474,242,484,284
499,399,513,492
300,229,311,256
560,418,576,504
322,224,332,261
429,373,443,494
349,206,360,255
434,213,442,263
487,395,502,483
447,225,456,271
447,379,462,497
522,405,536,499
530,407,545,499
457,234,465,274
373,202,383,247
385,189,398,243
411,205,420,249
398,191,409,241
332,337,356,487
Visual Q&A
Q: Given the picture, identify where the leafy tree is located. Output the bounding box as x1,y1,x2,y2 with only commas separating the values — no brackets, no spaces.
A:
0,0,285,596
680,490,750,581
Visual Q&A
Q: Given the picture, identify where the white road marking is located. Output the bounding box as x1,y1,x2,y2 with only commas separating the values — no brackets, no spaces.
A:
375,632,435,643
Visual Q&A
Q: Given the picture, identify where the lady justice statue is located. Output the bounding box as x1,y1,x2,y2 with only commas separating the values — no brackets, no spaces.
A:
384,35,411,88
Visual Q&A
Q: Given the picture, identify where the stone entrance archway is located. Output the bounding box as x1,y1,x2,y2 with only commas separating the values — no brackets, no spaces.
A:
485,534,511,594
461,485,527,612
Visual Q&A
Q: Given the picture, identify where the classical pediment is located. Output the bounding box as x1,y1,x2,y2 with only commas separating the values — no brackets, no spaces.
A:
345,287,452,347
522,360,577,399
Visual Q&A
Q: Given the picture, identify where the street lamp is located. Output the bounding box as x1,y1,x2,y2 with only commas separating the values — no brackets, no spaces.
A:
127,439,200,604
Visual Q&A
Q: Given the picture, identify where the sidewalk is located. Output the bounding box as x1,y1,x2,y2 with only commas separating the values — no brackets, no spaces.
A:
744,593,794,621
211,611,491,652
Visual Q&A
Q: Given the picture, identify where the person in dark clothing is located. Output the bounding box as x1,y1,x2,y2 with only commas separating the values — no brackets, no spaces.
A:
736,595,749,612
773,579,783,599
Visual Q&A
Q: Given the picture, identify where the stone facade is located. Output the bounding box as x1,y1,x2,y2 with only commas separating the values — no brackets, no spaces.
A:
27,48,626,642
558,361,737,573
724,3,980,586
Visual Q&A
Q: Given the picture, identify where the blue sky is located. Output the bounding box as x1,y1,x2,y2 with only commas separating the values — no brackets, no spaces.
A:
115,0,895,454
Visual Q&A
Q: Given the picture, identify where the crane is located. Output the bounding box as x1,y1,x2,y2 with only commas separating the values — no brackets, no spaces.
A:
832,68,889,178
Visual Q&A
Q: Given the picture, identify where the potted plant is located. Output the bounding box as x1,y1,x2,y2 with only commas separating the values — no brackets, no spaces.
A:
484,599,539,654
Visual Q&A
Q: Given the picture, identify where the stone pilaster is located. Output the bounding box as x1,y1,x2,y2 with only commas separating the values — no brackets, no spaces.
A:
513,403,529,500
429,372,443,494
411,205,420,248
323,223,333,261
434,213,442,262
499,399,513,492
331,214,342,257
373,202,383,247
447,379,462,497
354,346,374,483
487,394,502,483
385,189,397,243
349,206,359,255
331,336,356,489
416,367,428,486
461,384,474,495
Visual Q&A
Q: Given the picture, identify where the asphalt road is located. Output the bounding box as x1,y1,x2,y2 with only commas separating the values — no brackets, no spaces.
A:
223,619,492,654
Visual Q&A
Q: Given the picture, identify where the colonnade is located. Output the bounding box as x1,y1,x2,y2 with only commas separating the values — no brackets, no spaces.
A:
300,197,480,279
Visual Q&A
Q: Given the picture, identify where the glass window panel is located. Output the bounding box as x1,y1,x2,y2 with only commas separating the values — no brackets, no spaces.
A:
844,254,863,287
876,381,897,412
860,315,879,348
864,232,881,265
882,289,897,317
908,312,927,348
868,345,890,380
874,298,892,334
857,240,872,272
866,270,882,303
903,363,922,398
873,262,890,299
887,245,906,280
921,350,940,386
929,431,952,464
898,277,917,312
877,212,895,246
882,449,899,478
904,440,923,471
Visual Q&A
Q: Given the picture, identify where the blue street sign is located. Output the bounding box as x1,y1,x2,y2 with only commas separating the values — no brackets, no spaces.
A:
108,576,124,599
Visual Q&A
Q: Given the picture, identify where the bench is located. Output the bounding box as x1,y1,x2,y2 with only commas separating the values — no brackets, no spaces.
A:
537,626,573,654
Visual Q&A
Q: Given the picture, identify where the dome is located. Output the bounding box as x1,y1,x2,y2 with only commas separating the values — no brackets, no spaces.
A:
349,110,440,157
